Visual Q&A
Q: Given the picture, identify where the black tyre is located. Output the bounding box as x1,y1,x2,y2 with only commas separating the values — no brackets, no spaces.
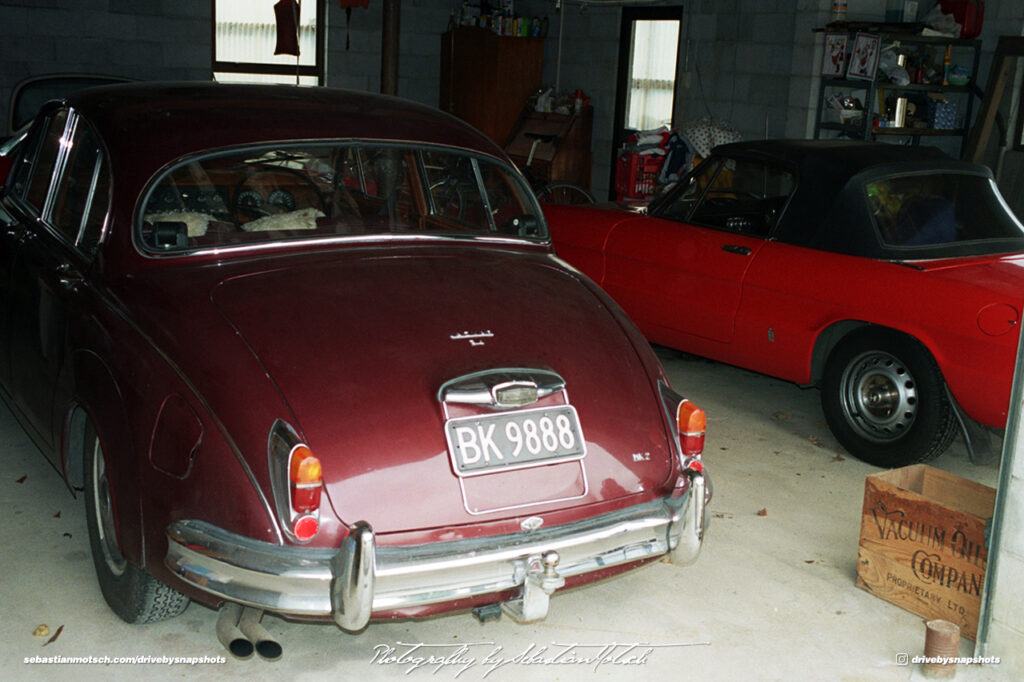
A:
536,182,595,205
821,328,956,467
84,422,189,623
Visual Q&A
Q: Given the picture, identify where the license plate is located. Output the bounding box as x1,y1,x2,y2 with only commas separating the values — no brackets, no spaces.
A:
445,405,586,477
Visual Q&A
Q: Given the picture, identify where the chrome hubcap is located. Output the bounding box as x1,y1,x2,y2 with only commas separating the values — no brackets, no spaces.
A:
92,440,127,576
840,350,918,443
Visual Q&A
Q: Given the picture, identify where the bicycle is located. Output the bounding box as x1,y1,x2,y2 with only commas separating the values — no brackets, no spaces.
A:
519,132,595,205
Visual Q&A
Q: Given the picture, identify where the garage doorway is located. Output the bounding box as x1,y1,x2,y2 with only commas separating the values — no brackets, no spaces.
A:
609,6,683,199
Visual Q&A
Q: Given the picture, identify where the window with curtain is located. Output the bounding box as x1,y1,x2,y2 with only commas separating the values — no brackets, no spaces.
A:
213,0,322,85
625,20,680,131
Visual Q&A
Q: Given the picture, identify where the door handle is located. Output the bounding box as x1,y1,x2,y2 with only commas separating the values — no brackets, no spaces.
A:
722,244,752,256
57,264,83,289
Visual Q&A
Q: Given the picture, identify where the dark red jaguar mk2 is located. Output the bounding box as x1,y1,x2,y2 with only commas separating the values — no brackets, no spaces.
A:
0,83,709,644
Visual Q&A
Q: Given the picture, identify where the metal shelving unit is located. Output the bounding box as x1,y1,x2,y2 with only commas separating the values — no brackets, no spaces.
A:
814,33,981,157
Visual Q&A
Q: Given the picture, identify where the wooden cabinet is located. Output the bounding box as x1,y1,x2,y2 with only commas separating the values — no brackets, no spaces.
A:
504,107,594,190
440,27,544,146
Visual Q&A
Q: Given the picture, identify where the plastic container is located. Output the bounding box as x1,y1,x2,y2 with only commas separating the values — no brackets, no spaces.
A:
615,152,666,200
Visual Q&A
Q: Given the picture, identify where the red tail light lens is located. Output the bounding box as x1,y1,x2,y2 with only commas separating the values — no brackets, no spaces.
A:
292,514,320,541
677,400,706,457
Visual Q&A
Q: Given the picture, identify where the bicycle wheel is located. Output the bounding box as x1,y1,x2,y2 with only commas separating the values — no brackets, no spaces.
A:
536,182,595,205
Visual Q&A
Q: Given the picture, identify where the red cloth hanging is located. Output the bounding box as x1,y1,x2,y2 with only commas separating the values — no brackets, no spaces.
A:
274,0,300,56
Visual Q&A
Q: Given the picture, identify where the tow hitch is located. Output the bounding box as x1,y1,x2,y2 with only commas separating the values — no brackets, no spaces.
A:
502,550,565,623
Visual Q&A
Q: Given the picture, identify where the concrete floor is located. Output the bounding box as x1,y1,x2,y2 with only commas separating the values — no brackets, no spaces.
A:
0,347,1015,681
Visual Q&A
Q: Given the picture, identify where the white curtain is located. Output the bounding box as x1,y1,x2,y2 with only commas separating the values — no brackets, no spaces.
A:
626,20,680,131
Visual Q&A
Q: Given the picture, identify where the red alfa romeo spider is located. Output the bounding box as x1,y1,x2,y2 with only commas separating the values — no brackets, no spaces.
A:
547,140,1023,468
0,83,709,642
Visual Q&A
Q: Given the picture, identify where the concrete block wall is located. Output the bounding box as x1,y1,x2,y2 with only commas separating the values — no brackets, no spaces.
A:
525,1,620,200
0,1,1019,200
324,0,450,105
0,0,211,129
0,0,452,132
674,3,809,141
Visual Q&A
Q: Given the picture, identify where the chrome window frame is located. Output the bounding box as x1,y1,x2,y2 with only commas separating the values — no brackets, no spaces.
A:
8,107,111,257
134,140,550,259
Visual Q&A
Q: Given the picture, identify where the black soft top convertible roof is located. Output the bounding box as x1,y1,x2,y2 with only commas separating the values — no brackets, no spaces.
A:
692,140,1005,259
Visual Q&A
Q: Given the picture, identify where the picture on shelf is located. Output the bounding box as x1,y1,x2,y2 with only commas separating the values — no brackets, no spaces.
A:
822,33,848,77
847,33,880,81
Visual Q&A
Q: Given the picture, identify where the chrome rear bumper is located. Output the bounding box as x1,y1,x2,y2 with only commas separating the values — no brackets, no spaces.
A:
165,472,708,630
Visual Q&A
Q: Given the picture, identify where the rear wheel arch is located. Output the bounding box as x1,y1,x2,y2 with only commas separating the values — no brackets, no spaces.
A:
809,320,870,386
811,321,949,388
83,414,190,623
66,349,143,565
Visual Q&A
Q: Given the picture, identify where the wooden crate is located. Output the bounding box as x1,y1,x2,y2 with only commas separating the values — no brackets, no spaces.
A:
855,464,996,640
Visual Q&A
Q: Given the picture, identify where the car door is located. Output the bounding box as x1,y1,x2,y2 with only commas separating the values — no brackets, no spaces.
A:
6,108,109,451
0,119,49,391
602,156,795,344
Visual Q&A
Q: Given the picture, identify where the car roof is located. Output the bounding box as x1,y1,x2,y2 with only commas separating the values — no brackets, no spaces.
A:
8,73,134,135
714,139,950,177
59,81,505,183
706,139,998,259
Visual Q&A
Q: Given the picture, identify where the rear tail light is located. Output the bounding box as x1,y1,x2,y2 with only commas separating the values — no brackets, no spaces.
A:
660,382,706,472
292,514,320,542
677,399,706,457
269,420,323,543
289,445,323,512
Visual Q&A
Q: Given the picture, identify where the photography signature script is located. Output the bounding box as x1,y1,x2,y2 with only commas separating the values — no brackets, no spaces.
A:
370,640,710,677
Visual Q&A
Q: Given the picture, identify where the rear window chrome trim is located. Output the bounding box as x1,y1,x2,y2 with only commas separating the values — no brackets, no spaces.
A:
135,231,553,260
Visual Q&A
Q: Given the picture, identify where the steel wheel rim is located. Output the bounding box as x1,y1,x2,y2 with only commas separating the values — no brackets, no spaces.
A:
839,350,918,443
92,440,127,576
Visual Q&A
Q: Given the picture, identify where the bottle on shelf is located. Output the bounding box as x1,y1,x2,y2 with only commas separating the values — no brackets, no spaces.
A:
831,1,847,23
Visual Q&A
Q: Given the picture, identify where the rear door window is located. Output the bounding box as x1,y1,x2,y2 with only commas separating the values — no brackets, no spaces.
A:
24,110,69,214
50,116,109,249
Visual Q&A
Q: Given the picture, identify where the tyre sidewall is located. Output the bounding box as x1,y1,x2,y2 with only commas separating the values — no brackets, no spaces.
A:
83,421,187,623
822,328,954,467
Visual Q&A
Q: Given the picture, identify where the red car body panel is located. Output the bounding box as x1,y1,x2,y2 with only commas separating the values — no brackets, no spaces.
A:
206,247,674,534
0,83,709,625
546,200,1020,431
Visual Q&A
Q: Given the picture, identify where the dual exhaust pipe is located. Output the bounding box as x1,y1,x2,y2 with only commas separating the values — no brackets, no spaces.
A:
216,602,282,661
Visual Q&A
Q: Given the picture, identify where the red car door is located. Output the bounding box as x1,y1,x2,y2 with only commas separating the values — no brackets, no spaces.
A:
602,215,765,344
601,155,795,346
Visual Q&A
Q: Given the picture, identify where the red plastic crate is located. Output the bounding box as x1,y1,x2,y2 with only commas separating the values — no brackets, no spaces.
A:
615,152,666,200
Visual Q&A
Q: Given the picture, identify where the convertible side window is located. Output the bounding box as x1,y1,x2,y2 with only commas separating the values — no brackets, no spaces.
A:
656,158,722,222
687,159,795,237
